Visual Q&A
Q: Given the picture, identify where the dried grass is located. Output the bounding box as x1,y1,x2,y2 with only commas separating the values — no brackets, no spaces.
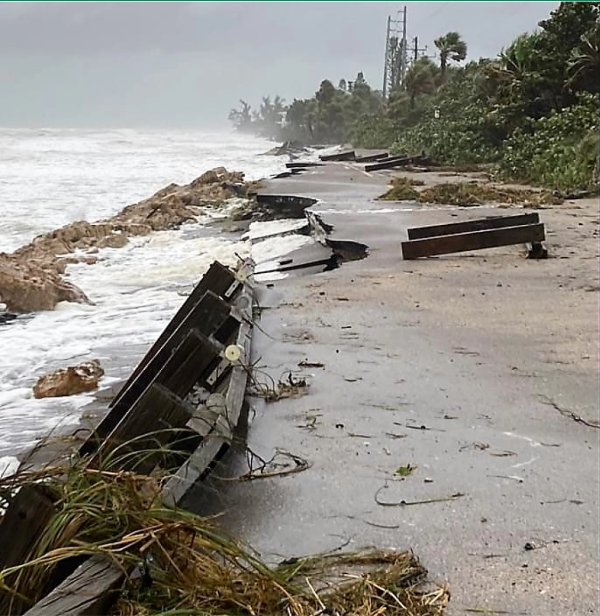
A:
0,463,448,616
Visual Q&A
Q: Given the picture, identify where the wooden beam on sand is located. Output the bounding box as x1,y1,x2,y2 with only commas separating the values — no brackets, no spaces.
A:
354,152,390,163
401,223,545,260
407,213,540,240
365,155,429,172
23,555,125,616
319,150,355,162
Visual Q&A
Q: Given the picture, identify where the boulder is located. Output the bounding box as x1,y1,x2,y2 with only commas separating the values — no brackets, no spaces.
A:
6,167,255,313
0,253,91,313
33,359,104,399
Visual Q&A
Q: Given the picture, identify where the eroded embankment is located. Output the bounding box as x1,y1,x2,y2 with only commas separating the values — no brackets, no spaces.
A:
0,168,266,314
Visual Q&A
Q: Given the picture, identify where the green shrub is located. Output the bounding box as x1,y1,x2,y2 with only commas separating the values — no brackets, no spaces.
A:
500,93,599,190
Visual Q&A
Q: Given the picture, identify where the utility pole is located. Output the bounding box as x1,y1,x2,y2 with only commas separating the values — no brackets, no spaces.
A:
382,6,408,99
383,16,391,99
399,6,407,86
412,36,428,63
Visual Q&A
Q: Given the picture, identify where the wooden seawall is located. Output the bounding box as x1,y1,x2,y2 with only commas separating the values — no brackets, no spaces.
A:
0,258,255,616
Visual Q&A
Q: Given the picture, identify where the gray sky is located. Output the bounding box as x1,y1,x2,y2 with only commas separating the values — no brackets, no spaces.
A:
0,1,559,128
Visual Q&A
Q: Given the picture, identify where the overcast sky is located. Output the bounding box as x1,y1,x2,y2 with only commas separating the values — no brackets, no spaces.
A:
0,1,559,128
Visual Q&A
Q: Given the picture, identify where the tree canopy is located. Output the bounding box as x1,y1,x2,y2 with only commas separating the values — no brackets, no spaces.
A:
229,2,599,190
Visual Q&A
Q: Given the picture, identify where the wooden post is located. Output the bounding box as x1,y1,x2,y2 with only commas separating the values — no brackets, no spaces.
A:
364,155,428,172
0,485,56,569
319,150,355,162
22,555,125,616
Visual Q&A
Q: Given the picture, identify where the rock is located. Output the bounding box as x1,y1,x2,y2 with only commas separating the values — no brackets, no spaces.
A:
6,168,257,313
0,312,17,325
0,253,91,313
263,140,309,157
33,359,104,399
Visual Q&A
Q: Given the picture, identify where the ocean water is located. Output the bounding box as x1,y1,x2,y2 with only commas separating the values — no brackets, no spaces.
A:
0,128,316,462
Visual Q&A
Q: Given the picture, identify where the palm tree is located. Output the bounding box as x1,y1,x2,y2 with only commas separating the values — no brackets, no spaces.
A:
405,58,437,108
568,29,600,92
434,32,468,78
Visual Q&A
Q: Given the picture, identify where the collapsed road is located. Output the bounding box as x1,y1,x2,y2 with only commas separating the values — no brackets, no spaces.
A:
191,160,599,616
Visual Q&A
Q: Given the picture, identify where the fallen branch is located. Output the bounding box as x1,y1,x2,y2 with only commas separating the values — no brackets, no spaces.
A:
237,450,310,482
539,395,599,429
375,484,465,507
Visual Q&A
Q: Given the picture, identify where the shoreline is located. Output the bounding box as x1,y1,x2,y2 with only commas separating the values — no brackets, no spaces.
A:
2,149,598,613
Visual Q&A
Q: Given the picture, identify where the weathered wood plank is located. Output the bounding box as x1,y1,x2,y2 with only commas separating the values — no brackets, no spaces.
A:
407,213,540,240
108,291,229,415
354,152,390,163
285,162,322,168
93,383,194,473
0,485,56,569
161,288,253,506
365,154,427,172
23,555,125,616
111,262,235,405
81,330,221,459
319,150,355,162
402,223,545,260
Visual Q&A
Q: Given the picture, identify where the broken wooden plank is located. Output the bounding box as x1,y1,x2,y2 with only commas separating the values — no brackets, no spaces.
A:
407,213,540,240
319,150,355,162
161,286,253,506
0,485,56,569
22,555,125,616
354,152,391,163
402,223,545,259
255,194,317,218
111,262,235,404
94,383,195,474
81,330,221,459
285,162,322,168
108,291,230,415
365,155,427,172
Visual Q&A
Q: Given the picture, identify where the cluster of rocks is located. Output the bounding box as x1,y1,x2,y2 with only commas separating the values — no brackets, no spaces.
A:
1,167,258,314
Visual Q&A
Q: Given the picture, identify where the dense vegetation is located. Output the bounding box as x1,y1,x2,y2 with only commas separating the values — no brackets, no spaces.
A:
230,2,599,190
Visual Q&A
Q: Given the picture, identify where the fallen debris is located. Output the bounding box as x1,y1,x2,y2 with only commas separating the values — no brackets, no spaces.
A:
298,360,325,368
238,449,310,481
395,464,417,477
251,371,309,402
375,484,465,507
402,213,546,260
419,182,562,206
0,464,448,616
378,177,423,201
539,395,599,428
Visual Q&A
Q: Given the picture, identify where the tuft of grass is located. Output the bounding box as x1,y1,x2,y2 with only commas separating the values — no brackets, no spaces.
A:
0,462,449,616
418,182,562,207
379,178,423,201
